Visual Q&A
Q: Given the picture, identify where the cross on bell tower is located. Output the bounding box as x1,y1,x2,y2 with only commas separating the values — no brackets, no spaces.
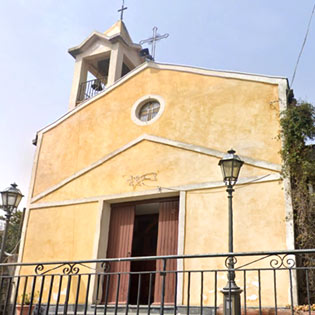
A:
118,0,128,20
139,26,169,61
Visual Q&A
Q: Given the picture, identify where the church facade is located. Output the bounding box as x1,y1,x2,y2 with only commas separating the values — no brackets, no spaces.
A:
19,21,294,307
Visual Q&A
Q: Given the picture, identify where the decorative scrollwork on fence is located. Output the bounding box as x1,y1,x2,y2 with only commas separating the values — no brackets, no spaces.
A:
62,263,80,275
34,264,45,274
35,261,112,275
225,256,238,269
269,254,283,269
270,254,296,269
101,262,111,273
35,263,81,275
234,253,297,270
284,254,296,269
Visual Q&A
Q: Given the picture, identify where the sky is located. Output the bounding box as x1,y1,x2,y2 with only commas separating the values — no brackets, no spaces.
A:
0,0,314,210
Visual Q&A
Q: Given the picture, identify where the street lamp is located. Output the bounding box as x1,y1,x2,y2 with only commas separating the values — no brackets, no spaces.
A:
0,183,24,262
218,149,244,315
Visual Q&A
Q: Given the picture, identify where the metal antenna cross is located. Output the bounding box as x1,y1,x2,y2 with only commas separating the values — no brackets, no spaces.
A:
118,0,128,20
139,26,169,61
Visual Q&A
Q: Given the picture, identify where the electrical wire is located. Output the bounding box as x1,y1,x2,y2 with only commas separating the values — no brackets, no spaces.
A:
290,2,315,87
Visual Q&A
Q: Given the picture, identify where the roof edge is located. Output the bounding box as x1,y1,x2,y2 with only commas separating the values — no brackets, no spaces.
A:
155,62,288,82
37,61,289,135
68,31,142,58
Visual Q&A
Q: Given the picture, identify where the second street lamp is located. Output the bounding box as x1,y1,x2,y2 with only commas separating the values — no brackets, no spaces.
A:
0,183,24,262
218,149,244,315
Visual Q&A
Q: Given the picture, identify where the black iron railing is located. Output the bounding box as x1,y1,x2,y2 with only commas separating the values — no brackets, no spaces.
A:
0,249,315,314
77,78,106,103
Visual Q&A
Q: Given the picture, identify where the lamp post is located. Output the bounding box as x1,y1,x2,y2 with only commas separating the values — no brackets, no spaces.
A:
0,183,24,263
218,149,244,315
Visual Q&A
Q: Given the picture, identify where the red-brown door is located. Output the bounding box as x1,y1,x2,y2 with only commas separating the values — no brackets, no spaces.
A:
154,199,179,304
105,204,135,303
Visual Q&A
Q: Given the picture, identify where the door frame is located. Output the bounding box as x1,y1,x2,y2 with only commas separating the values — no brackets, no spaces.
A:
92,191,186,305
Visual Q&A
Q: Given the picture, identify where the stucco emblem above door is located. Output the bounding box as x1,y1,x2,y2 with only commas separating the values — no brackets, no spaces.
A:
131,95,165,126
126,172,158,189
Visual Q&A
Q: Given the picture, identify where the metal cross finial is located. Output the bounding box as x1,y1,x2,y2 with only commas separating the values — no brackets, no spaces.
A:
118,0,128,20
139,26,169,61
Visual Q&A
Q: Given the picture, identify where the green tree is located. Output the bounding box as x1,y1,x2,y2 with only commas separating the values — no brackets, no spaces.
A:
0,210,23,256
280,100,315,303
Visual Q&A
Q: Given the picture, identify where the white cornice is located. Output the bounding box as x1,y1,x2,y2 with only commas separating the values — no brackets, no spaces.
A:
153,62,288,83
31,134,281,203
30,173,281,209
36,61,288,136
68,31,141,58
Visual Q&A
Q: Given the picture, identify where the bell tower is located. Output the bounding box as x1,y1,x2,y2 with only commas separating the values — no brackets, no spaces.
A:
68,20,145,110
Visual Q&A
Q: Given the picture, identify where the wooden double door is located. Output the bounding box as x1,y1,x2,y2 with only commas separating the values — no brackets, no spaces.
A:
104,198,179,305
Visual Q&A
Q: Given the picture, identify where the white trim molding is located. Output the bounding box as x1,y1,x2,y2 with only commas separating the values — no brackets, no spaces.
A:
29,173,281,210
17,132,43,266
177,191,186,305
31,134,281,203
35,62,288,136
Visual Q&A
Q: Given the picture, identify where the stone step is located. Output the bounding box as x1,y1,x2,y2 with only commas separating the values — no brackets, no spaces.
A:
36,305,214,315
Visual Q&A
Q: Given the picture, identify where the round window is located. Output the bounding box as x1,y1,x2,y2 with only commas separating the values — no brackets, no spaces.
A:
138,101,160,122
131,95,165,126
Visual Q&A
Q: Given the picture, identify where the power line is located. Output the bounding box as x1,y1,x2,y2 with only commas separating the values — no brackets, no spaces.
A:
290,2,315,87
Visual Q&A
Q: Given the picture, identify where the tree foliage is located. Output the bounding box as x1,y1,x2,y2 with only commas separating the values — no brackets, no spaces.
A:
280,100,315,303
0,210,23,256
281,102,315,180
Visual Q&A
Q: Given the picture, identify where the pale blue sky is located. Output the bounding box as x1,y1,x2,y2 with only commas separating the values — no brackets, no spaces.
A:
0,1,314,209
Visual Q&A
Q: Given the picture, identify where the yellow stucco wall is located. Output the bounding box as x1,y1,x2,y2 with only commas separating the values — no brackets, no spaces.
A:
185,181,286,255
23,203,98,262
35,141,276,203
184,180,289,306
32,68,281,197
20,203,99,304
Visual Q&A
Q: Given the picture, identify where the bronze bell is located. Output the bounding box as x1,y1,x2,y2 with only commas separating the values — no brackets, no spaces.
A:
91,79,103,91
